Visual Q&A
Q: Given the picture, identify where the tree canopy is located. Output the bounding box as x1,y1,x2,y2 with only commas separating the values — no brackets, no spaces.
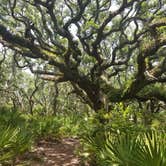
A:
0,0,166,111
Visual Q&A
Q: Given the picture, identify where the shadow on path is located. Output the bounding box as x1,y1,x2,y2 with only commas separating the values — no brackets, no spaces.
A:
17,138,80,166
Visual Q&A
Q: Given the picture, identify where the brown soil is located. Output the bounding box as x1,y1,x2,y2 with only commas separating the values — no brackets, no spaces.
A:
17,138,81,166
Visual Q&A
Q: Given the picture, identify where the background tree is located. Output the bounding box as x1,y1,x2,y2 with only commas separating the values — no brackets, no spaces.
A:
0,48,86,115
0,0,166,111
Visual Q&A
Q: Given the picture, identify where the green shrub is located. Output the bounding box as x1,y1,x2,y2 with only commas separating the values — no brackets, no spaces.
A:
59,113,86,137
80,128,166,166
0,126,33,165
0,106,26,127
28,116,62,140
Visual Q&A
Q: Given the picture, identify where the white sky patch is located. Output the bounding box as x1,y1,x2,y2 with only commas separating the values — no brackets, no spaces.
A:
69,23,79,40
0,43,3,51
109,2,119,12
64,16,71,24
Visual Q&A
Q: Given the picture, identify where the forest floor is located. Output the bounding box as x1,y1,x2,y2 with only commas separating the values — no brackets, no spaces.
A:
16,138,81,166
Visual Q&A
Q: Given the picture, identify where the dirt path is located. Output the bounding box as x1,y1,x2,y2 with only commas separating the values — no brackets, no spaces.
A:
17,138,80,166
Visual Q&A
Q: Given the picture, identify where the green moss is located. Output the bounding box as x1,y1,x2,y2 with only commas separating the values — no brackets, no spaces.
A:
40,49,57,58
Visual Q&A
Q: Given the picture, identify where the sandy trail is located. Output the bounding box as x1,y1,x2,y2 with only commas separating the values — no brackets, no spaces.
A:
17,138,80,166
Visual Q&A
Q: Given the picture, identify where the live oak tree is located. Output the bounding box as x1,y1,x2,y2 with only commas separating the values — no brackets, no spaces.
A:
0,0,166,111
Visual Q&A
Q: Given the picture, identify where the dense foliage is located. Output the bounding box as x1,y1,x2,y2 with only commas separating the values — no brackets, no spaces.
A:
0,105,165,165
0,0,166,165
0,106,85,165
0,0,166,111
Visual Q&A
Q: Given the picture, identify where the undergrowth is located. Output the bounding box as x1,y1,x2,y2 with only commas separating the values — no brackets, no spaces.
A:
0,105,165,166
